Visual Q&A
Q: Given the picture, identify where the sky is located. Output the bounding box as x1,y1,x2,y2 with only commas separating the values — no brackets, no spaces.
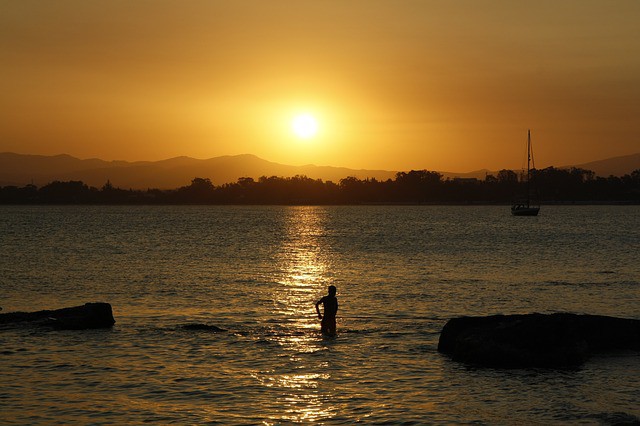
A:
1,1,639,172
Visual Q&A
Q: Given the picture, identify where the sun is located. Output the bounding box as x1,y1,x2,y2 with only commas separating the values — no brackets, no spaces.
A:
291,113,319,139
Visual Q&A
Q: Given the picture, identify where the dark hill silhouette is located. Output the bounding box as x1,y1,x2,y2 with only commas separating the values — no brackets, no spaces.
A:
567,153,640,178
1,151,638,189
0,153,398,189
0,153,133,175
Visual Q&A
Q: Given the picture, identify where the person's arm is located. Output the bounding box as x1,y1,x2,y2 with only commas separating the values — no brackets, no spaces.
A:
315,298,323,319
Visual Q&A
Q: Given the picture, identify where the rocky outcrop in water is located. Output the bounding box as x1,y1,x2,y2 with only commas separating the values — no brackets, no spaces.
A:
182,323,226,332
0,302,115,330
438,313,640,368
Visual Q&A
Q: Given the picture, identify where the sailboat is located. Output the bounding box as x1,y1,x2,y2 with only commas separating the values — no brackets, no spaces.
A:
511,129,540,216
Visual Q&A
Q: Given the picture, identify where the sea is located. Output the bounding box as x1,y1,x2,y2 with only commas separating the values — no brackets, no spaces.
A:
1,205,639,425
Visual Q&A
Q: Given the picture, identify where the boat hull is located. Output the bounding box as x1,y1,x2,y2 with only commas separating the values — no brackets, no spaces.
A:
511,206,540,216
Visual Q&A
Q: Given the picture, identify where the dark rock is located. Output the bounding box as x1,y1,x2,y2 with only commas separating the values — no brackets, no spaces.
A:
438,313,640,368
588,412,640,426
0,303,115,330
182,323,226,332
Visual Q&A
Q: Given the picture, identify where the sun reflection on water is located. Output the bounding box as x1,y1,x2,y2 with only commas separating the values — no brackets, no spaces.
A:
260,207,337,422
273,206,333,324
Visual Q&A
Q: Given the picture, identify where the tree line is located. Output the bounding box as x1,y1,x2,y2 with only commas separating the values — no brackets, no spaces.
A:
1,167,639,205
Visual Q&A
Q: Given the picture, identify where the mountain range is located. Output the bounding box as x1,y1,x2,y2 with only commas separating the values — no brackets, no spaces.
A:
0,152,638,190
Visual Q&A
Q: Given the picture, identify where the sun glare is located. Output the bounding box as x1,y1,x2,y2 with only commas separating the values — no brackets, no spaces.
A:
291,114,319,139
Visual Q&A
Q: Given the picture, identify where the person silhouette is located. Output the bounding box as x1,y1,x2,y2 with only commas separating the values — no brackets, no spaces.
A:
315,285,338,336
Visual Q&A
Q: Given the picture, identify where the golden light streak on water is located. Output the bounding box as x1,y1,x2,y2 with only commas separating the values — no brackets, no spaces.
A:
262,206,336,422
273,206,333,320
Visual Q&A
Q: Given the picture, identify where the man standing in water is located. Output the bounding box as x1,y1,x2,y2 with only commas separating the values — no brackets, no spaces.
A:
315,285,338,336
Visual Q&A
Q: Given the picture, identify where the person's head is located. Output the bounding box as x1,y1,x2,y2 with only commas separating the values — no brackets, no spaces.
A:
328,285,336,296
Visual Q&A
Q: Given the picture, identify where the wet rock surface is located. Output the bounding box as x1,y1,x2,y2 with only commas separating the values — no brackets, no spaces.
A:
438,313,640,368
0,302,115,330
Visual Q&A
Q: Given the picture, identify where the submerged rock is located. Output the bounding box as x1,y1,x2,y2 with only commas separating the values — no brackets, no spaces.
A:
182,323,226,332
438,313,640,368
0,302,115,330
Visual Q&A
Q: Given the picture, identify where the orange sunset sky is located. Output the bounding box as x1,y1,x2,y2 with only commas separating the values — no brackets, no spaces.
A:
1,1,639,172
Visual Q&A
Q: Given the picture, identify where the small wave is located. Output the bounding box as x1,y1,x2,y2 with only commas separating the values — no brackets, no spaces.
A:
542,280,616,288
233,278,259,284
49,363,74,370
380,331,414,339
339,328,378,335
409,344,437,354
344,314,444,321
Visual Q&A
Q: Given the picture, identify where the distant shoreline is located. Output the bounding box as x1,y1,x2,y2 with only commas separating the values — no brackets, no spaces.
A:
1,201,638,207
1,167,638,205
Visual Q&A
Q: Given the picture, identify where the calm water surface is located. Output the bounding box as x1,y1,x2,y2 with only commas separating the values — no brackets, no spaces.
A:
1,205,639,424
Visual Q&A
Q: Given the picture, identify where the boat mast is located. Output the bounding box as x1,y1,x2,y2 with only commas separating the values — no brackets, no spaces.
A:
526,129,531,208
